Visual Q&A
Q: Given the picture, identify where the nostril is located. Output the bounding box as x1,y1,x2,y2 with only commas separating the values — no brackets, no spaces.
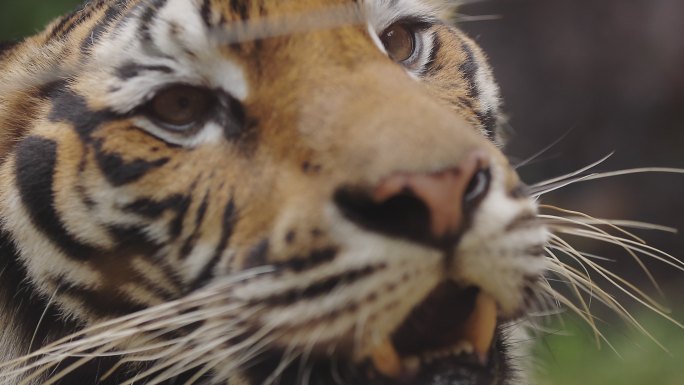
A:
334,188,434,246
463,168,491,216
334,153,493,248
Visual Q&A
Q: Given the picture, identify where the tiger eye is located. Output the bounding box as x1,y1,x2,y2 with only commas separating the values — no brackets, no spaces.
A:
150,85,214,130
380,23,416,63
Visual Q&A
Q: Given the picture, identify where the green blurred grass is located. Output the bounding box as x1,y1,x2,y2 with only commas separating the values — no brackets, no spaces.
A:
534,313,684,385
0,0,81,41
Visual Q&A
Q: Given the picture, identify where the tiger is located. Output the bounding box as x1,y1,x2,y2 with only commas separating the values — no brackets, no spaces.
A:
0,1,678,385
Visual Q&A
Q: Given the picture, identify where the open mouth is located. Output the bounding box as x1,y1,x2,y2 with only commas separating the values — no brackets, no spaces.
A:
365,281,502,385
245,281,505,385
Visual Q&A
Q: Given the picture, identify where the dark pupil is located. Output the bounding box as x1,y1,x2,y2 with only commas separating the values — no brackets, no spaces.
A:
178,96,191,109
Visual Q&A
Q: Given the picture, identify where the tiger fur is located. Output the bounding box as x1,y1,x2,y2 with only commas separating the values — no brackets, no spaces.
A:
0,0,591,384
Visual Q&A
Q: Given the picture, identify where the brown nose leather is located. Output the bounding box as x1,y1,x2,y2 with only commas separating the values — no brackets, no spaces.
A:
372,152,490,238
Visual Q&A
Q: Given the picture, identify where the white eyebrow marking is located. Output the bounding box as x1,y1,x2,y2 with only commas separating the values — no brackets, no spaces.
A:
365,0,449,32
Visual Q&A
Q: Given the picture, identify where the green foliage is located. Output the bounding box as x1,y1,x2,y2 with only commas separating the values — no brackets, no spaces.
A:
0,0,82,41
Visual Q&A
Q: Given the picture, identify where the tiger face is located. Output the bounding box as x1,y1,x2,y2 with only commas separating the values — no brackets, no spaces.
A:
0,1,549,384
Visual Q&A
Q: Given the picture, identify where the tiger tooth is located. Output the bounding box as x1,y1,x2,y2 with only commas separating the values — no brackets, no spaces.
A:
451,341,474,356
462,291,498,364
371,340,403,379
402,356,421,377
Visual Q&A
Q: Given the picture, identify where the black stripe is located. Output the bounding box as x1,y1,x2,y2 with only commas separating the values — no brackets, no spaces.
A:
80,3,124,53
123,194,191,238
98,226,178,302
59,280,147,318
187,199,238,291
48,86,117,137
271,247,338,273
139,0,170,41
93,140,170,186
255,265,383,306
169,195,191,239
115,62,173,80
229,0,250,20
15,137,99,260
476,109,497,133
46,0,103,42
179,193,210,260
200,0,213,26
422,31,443,76
243,238,269,269
458,40,479,100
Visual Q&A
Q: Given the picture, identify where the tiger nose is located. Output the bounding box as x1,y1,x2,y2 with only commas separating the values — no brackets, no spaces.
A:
334,151,492,246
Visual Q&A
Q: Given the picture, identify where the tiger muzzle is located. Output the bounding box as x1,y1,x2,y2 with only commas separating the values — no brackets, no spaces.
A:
334,151,492,250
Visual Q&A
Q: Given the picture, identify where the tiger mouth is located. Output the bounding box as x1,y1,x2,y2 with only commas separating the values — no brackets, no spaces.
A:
246,281,503,385
364,281,501,385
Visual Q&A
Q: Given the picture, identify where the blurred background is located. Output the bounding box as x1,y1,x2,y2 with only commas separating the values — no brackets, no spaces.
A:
1,0,683,384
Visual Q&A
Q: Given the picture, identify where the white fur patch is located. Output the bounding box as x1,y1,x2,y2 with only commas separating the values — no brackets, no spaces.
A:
365,0,451,31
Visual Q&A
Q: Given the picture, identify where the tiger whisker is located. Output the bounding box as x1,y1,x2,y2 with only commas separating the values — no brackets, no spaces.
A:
557,247,681,329
514,128,573,170
537,285,620,356
124,320,271,385
3,269,271,381
581,167,684,182
556,228,684,271
546,244,679,352
181,357,225,385
530,153,614,189
139,336,234,385
28,287,60,353
453,14,502,22
542,211,662,293
548,244,670,322
18,341,120,385
539,216,677,234
540,206,649,243
547,259,622,317
532,166,684,197
297,326,327,385
261,342,302,385
548,238,601,312
544,246,597,341
529,174,598,198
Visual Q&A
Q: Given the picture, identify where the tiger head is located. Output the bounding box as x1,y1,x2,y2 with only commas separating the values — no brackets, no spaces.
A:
0,1,549,384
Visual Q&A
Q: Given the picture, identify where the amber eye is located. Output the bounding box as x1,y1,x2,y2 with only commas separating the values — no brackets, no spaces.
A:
380,23,416,63
149,85,214,130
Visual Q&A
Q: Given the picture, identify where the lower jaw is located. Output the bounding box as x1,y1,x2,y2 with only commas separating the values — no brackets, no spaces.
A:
240,338,506,385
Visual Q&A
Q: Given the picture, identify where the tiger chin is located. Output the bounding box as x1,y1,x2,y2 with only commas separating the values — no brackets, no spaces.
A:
0,1,554,384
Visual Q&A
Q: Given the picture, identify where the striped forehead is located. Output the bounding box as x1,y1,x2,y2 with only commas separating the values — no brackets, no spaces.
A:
91,0,250,112
89,0,453,112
